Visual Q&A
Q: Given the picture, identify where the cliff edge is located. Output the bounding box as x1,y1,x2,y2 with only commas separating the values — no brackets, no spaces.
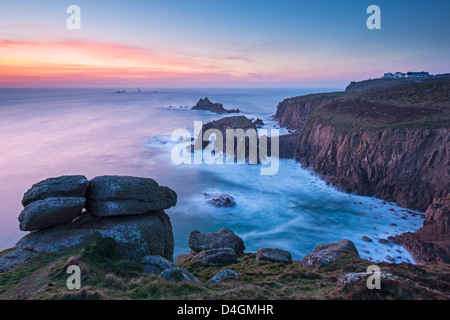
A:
274,79,450,263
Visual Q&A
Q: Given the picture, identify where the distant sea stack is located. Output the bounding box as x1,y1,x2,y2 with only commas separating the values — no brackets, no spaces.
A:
192,97,239,114
274,79,450,263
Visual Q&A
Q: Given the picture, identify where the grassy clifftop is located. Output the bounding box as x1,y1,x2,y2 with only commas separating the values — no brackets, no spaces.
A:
277,80,450,133
1,237,449,300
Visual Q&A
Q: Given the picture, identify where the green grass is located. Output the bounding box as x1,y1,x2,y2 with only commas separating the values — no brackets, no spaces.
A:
1,238,449,300
308,105,450,133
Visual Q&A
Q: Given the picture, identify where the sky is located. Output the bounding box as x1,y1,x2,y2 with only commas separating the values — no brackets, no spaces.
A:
0,0,449,88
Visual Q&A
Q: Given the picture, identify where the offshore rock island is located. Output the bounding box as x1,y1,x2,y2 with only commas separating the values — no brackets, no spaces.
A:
192,97,240,114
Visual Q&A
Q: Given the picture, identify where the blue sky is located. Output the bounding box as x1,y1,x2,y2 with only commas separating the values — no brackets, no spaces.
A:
0,0,449,87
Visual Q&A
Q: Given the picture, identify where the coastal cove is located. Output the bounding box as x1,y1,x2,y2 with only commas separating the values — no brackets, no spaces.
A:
0,88,425,264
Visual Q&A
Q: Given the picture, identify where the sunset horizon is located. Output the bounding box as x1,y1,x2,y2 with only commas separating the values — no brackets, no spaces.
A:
1,0,449,88
0,0,450,306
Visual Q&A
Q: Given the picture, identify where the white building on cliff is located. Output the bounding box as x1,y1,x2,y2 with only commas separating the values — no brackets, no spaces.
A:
383,71,430,79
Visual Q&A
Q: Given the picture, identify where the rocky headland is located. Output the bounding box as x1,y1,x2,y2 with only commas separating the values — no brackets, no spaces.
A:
274,79,450,263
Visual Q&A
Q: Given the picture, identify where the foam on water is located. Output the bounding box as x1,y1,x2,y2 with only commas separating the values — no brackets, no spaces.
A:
147,132,424,264
0,88,424,265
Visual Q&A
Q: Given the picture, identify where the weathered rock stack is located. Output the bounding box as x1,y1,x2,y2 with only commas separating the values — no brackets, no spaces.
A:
15,175,176,262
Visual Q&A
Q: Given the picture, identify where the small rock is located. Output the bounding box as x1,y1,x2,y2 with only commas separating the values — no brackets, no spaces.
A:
338,272,399,286
301,239,360,269
256,247,292,264
362,236,373,242
191,248,237,267
207,269,240,285
206,194,236,208
385,255,395,262
387,236,401,245
188,228,245,255
253,118,264,126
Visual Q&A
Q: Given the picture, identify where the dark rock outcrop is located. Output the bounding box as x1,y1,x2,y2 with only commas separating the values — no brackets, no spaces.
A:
193,116,290,163
85,176,177,217
204,193,236,208
15,211,174,262
19,197,86,231
191,248,237,267
188,228,245,255
194,115,256,150
253,118,264,126
301,239,360,268
256,247,292,264
22,175,88,207
295,124,449,212
395,198,450,263
192,97,239,114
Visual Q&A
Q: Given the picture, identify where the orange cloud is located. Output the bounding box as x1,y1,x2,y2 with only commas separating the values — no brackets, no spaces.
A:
0,39,366,87
0,40,233,85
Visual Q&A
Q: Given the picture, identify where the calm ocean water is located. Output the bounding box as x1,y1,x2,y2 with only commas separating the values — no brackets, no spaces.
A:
0,88,424,263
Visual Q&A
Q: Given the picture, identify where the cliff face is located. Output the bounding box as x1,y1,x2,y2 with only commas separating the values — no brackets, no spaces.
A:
395,198,450,263
274,80,450,263
296,124,449,212
275,81,450,212
274,93,342,131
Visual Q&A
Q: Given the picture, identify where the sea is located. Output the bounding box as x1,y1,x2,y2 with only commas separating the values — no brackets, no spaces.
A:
0,88,425,263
